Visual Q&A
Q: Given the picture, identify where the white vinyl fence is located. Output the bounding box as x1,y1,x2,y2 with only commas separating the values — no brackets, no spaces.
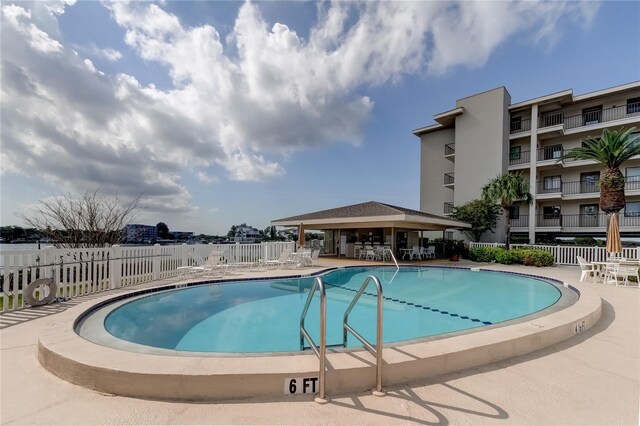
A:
0,242,295,312
469,242,640,265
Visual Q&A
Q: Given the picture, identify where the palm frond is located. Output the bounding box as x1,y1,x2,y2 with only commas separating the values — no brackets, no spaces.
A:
559,127,639,167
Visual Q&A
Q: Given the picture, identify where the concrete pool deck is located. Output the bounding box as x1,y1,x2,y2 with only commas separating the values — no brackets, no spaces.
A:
1,260,638,425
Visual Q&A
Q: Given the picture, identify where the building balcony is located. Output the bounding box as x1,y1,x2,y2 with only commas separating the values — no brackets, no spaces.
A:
509,216,529,228
538,102,640,134
444,172,455,188
536,181,562,199
444,202,454,215
444,143,455,162
509,150,530,167
535,213,640,229
510,117,532,135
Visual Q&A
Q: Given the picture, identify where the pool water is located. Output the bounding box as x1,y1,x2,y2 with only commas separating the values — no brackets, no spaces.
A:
102,267,562,353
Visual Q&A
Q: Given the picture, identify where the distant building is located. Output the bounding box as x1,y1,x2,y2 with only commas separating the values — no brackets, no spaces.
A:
233,225,261,243
125,224,157,243
171,231,195,243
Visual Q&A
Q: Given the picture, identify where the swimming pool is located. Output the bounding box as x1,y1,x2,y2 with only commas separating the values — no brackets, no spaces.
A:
77,266,567,354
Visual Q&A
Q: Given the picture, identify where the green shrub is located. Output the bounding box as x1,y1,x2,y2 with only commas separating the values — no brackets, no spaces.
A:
521,249,554,267
470,247,553,267
469,246,503,262
495,249,524,265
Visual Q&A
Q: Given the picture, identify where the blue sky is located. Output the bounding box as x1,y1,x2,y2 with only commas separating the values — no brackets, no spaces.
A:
1,1,639,235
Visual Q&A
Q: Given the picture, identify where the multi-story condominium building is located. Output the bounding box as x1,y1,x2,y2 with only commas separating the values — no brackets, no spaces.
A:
125,224,158,243
414,81,640,243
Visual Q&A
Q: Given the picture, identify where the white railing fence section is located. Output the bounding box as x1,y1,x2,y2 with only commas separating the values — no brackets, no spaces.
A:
0,241,295,313
468,242,640,265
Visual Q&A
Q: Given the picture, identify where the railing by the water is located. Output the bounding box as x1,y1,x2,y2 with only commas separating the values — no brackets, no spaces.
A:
469,241,640,265
0,241,295,312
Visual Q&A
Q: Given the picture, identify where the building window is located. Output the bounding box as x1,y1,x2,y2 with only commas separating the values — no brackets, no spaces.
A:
509,145,521,161
509,206,520,219
542,144,563,160
580,171,600,193
626,166,640,182
627,97,640,114
510,115,522,132
580,204,599,227
582,105,602,125
541,110,563,127
543,175,562,191
445,231,454,240
625,202,640,217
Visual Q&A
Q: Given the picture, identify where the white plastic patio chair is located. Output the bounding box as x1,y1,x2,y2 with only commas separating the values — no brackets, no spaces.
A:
576,256,596,282
365,247,376,261
308,249,320,266
285,251,305,269
425,246,436,259
613,261,640,286
409,246,421,260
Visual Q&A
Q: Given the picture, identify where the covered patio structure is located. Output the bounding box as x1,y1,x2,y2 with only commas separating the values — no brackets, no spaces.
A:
271,201,470,257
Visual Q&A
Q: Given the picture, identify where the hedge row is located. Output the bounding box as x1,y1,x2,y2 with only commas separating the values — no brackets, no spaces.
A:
469,247,554,267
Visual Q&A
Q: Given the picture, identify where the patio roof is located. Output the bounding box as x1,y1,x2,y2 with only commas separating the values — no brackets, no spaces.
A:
271,201,470,231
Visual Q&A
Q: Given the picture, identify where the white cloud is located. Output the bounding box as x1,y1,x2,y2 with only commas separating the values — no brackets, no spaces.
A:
1,0,600,223
196,171,220,185
95,46,122,61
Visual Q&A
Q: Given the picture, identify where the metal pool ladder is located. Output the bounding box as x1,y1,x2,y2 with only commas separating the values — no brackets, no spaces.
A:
299,277,329,404
299,275,385,403
343,275,385,396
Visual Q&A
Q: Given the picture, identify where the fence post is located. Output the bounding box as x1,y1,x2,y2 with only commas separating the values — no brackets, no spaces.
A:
110,245,122,289
152,244,161,281
181,243,188,268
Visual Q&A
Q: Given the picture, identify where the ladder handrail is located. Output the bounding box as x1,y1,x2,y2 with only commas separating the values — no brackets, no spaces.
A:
342,275,384,394
383,248,399,271
299,276,327,402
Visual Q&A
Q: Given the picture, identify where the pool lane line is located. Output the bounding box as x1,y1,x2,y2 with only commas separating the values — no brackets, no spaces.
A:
323,282,492,326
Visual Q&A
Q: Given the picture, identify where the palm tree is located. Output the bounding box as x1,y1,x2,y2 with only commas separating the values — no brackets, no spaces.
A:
481,173,533,249
559,127,639,213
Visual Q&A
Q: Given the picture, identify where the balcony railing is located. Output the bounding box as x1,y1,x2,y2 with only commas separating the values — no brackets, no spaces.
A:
444,202,454,214
536,180,562,194
444,143,455,156
536,213,640,228
509,216,529,227
536,214,562,227
537,145,564,161
538,102,640,130
562,180,599,195
510,118,532,134
509,150,530,166
444,172,455,185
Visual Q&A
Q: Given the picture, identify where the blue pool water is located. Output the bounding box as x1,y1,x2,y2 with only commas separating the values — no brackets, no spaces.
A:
102,267,562,353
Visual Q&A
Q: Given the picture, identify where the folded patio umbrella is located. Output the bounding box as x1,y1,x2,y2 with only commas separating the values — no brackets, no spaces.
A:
606,212,622,254
298,223,306,248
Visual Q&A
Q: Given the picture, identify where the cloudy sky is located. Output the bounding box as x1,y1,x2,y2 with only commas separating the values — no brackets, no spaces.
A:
1,1,639,235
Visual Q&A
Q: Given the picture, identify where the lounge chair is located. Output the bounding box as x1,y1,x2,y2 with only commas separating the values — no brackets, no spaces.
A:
285,251,305,269
308,249,320,267
261,248,292,269
191,251,227,278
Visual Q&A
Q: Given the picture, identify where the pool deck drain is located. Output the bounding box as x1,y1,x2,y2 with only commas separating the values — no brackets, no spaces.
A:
37,266,601,402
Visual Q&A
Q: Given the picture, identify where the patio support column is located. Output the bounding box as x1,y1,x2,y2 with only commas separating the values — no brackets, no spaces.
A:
528,103,538,244
391,227,395,255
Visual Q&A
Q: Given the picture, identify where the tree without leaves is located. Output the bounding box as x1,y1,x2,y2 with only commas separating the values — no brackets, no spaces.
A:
22,190,140,248
450,199,502,242
559,127,639,213
481,173,533,249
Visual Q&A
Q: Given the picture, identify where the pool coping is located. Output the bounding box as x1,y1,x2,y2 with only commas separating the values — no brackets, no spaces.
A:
38,266,602,402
